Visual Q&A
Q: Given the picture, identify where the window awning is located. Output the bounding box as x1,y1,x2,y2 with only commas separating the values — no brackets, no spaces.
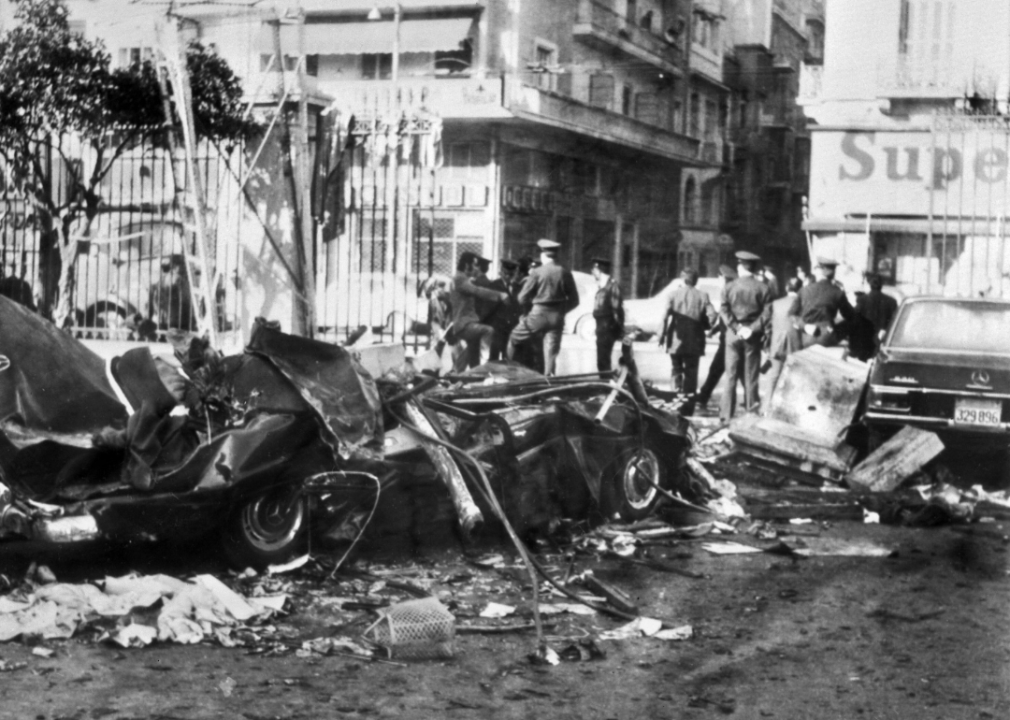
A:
259,17,475,56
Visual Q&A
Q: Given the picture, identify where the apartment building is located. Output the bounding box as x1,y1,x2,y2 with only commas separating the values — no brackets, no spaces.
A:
801,0,1010,297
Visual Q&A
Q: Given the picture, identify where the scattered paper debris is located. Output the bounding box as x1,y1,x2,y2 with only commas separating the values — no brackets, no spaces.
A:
599,616,663,640
219,676,236,697
267,555,310,575
654,625,693,641
537,603,597,616
479,602,516,619
702,542,764,555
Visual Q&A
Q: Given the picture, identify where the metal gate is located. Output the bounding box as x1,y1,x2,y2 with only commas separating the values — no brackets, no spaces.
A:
924,115,1010,298
314,102,444,350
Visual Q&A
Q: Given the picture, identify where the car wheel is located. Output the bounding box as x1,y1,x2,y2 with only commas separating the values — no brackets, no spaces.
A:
602,445,665,522
221,486,306,569
576,315,596,341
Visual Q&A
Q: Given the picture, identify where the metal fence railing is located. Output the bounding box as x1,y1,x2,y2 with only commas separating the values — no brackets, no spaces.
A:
0,132,243,342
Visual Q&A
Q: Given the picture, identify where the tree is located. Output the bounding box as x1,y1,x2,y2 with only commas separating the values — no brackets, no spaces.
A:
0,0,255,326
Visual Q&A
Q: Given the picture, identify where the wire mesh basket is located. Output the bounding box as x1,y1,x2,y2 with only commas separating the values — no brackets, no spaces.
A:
364,597,456,660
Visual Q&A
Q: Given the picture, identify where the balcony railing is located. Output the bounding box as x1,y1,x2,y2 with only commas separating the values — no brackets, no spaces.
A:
505,75,699,162
310,77,509,120
574,0,682,75
876,56,964,99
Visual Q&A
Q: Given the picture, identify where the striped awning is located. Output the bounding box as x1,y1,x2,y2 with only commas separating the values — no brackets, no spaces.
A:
259,17,474,56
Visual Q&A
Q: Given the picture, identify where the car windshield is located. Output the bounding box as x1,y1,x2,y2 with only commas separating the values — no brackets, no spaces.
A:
889,300,1010,353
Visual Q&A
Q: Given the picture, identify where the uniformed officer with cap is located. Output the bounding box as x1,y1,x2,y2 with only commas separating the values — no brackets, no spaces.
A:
507,239,580,376
786,256,855,352
590,257,624,372
720,250,773,422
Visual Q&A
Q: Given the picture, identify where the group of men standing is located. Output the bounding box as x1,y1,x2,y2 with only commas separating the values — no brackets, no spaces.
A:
432,238,897,420
438,238,580,376
660,251,896,424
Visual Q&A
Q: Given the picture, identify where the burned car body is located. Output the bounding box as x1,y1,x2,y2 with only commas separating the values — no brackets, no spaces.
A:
0,297,382,566
865,297,1010,445
0,296,692,566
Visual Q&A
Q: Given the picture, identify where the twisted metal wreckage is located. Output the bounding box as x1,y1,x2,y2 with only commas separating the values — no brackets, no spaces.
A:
0,295,703,580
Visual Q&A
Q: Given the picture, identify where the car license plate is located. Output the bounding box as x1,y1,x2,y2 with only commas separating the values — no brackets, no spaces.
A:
953,398,1003,426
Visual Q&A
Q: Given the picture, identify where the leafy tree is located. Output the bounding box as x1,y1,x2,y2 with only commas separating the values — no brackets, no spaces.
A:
0,0,255,326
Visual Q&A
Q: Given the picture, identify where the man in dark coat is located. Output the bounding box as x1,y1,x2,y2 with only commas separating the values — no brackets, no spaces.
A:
720,251,773,423
787,257,855,352
661,268,717,415
507,239,579,376
450,252,508,370
590,257,624,372
850,274,898,361
483,259,522,361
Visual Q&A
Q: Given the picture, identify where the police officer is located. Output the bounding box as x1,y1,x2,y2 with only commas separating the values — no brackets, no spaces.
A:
720,250,773,423
787,256,855,352
590,257,623,373
507,239,580,376
696,264,737,410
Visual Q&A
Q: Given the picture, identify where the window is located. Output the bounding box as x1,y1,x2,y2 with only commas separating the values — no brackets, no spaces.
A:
897,0,955,87
622,85,633,115
118,47,154,68
689,92,700,137
589,74,615,110
534,41,558,91
705,100,718,138
626,0,637,23
684,177,697,224
362,53,393,80
435,38,473,76
640,10,653,32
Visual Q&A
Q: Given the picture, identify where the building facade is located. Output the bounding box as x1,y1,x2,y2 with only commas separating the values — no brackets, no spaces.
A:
801,0,1010,297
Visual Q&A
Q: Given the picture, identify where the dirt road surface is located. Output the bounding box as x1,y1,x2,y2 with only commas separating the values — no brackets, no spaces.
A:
0,466,1008,720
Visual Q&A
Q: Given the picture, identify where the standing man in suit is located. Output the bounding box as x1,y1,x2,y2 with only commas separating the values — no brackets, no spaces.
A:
787,257,855,352
661,268,717,415
507,239,580,376
720,250,773,423
590,257,624,373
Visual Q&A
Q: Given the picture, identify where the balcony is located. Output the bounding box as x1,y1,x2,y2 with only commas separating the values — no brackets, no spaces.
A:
573,0,683,76
876,56,964,99
307,77,510,120
504,76,699,163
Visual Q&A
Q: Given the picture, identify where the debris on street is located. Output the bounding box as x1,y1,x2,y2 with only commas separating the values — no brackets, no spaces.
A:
847,426,945,492
729,347,866,482
0,573,287,646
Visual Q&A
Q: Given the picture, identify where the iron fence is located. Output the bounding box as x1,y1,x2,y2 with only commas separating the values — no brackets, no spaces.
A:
0,132,243,342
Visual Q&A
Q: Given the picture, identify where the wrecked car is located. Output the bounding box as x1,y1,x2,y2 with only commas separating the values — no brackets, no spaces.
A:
0,297,383,568
0,296,693,567
865,296,1010,449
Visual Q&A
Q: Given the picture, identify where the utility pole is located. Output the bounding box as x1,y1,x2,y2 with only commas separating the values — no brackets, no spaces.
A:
272,13,313,337
157,16,219,347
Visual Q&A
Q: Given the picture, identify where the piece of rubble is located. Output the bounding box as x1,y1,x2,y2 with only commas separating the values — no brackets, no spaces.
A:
701,541,765,555
847,426,945,492
479,602,516,619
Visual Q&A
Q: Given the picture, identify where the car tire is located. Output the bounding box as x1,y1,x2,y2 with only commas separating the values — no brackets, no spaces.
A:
221,486,306,570
601,444,665,522
576,315,596,341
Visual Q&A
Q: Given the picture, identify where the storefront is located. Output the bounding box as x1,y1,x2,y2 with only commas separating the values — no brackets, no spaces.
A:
805,118,1010,297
